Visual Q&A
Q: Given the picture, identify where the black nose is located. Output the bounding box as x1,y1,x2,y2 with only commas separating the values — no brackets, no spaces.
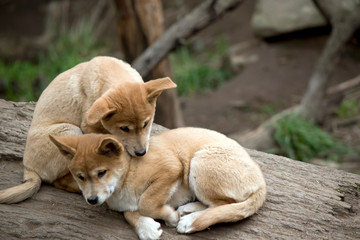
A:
135,149,146,157
87,196,98,205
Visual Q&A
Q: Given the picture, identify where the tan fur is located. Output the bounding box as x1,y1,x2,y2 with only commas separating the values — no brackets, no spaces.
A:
0,56,176,204
51,127,266,239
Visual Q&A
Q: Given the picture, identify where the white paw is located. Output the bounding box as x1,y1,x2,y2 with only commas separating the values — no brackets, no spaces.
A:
177,202,206,216
136,216,162,240
176,211,202,234
177,205,190,216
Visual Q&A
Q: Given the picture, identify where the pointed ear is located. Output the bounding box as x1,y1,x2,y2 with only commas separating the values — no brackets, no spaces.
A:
97,137,123,157
49,135,78,159
87,98,116,126
145,77,177,103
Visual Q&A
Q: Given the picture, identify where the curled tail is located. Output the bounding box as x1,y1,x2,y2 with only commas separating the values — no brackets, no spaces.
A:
179,186,266,233
0,169,41,204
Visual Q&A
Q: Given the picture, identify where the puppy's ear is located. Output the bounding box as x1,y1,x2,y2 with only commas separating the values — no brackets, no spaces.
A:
97,137,123,157
49,135,78,159
145,77,177,103
87,98,116,125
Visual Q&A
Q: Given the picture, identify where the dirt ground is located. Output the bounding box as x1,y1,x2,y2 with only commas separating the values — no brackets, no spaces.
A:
174,0,360,173
179,1,358,133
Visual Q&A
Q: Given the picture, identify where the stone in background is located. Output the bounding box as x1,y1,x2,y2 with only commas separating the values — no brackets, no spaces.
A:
251,0,327,38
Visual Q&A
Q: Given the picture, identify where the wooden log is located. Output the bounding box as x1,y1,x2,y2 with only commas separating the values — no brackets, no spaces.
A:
0,100,35,161
0,99,359,239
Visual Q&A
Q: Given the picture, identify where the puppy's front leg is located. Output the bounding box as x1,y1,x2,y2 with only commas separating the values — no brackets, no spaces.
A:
138,179,180,227
124,211,162,240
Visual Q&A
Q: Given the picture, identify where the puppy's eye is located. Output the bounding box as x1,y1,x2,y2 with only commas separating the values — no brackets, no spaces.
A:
98,170,107,179
143,121,149,129
120,126,130,132
78,174,85,181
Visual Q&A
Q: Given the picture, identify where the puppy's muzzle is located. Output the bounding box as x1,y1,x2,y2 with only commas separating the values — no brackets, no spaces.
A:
87,196,99,205
135,149,147,157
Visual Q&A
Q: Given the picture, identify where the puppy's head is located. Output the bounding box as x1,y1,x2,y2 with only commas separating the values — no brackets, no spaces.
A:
49,134,128,206
86,77,176,157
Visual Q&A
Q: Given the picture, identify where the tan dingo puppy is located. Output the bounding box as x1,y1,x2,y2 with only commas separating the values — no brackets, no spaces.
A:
50,127,266,240
0,56,176,204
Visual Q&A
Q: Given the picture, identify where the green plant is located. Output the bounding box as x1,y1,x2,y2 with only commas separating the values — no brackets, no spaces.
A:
38,20,107,85
1,20,108,102
208,36,228,60
170,38,230,96
274,114,353,162
334,98,359,119
259,104,277,117
0,60,39,101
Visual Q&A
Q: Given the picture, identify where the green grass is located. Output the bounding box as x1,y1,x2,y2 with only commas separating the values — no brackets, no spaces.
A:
170,38,231,96
274,114,354,162
334,98,359,119
259,104,278,117
1,21,107,102
39,21,107,82
0,61,39,101
4,29,230,100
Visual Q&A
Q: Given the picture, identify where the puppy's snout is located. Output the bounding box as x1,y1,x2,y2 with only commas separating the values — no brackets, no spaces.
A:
135,149,147,157
87,196,99,205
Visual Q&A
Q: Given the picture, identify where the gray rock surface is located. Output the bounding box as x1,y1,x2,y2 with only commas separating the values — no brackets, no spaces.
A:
251,0,327,38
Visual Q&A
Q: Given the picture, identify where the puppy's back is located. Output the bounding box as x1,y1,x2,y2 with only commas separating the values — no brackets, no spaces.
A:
31,56,143,127
154,127,240,153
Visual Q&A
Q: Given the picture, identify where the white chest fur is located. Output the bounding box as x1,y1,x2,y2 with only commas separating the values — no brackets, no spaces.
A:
106,188,139,212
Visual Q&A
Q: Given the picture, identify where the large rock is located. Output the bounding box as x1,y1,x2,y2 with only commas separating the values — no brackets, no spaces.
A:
251,0,327,38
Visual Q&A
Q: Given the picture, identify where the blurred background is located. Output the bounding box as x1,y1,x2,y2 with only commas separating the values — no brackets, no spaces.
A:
1,0,360,173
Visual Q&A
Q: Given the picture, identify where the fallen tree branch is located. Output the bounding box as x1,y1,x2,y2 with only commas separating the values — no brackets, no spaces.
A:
230,106,298,150
0,99,359,239
132,0,244,77
327,74,360,96
332,116,360,129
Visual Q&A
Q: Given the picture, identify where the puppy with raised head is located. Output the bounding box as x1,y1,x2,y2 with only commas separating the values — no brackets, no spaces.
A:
50,127,266,240
0,56,176,204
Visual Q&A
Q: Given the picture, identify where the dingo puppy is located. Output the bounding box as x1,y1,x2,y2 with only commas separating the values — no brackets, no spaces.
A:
0,56,176,204
50,127,266,240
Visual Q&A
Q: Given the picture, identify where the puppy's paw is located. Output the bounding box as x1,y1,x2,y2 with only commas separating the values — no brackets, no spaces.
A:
177,202,207,216
176,211,203,234
177,205,190,216
165,209,179,227
136,216,162,240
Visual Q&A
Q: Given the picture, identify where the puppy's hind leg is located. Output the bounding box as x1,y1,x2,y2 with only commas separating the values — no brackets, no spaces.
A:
53,172,80,193
177,145,266,234
26,123,83,184
177,190,266,234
